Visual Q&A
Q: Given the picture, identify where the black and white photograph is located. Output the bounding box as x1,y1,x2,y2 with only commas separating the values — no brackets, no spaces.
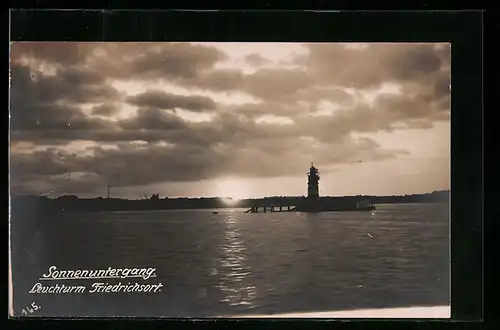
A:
9,41,451,318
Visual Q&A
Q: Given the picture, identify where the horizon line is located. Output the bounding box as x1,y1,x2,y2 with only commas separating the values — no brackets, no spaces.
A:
12,190,450,200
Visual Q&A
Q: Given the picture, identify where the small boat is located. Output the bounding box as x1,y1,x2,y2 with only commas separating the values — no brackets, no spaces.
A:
212,211,218,214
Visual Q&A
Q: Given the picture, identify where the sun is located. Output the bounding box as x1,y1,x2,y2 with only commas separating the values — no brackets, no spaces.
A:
212,177,249,201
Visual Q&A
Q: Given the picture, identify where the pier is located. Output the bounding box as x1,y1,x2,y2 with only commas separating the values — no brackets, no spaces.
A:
244,205,296,213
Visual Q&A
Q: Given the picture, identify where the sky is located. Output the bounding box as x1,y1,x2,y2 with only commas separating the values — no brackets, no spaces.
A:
9,42,451,199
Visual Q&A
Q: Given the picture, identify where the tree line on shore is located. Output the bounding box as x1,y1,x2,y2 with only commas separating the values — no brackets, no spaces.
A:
11,190,449,212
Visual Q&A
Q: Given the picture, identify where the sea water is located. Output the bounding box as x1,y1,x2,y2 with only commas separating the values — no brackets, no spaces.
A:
11,203,450,317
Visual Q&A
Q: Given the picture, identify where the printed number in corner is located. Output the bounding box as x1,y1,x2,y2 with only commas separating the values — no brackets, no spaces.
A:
21,302,40,315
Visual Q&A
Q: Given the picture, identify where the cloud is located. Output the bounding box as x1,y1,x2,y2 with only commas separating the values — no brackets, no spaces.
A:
73,42,228,84
298,43,448,89
11,42,229,83
10,63,122,131
91,103,120,116
125,90,217,112
183,69,244,91
245,53,271,67
432,69,451,100
119,108,187,130
243,68,313,101
125,43,227,79
11,133,407,195
10,42,97,66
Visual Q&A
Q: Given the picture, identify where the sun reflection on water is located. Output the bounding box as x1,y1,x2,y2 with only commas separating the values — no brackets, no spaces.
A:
216,213,257,307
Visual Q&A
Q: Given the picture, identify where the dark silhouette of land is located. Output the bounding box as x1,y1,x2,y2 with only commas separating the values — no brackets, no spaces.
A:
11,190,449,214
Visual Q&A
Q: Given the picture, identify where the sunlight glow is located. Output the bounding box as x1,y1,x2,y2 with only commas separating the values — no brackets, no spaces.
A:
310,101,341,117
254,114,294,125
212,177,249,200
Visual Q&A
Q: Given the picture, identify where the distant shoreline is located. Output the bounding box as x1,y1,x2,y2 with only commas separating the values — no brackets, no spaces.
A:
11,191,449,213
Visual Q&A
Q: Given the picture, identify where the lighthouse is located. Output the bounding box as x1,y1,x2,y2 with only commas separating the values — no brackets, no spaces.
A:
307,163,320,200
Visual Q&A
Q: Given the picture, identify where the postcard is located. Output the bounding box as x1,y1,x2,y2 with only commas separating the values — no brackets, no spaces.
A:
9,41,451,318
